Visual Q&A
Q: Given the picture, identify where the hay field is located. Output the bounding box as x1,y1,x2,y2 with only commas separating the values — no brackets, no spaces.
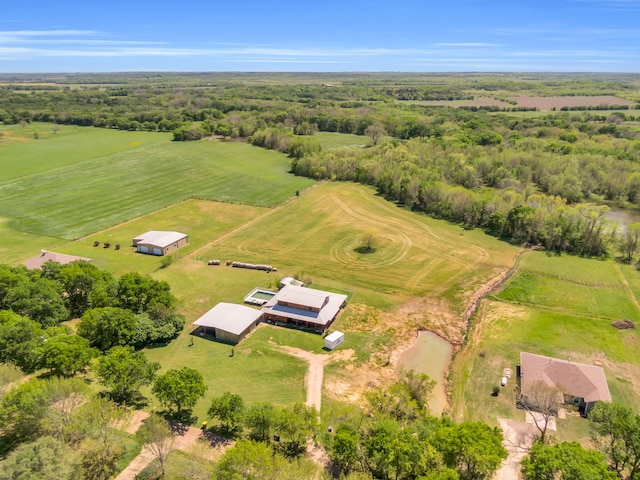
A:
0,125,314,241
451,251,640,438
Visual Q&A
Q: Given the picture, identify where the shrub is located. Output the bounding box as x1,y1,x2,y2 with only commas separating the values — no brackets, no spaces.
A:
93,241,100,247
492,386,500,397
103,242,111,248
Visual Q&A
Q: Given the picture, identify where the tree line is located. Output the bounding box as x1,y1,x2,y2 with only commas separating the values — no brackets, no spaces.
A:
0,261,183,375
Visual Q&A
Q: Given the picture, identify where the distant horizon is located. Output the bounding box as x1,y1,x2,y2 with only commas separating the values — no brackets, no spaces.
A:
1,71,638,76
2,0,640,73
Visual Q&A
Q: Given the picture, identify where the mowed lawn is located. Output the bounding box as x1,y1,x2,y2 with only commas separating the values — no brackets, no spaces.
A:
196,182,519,311
451,250,640,438
143,325,309,423
0,127,314,240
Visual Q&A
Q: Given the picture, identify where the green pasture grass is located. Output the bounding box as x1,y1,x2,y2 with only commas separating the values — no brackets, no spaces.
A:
143,325,307,423
0,123,168,181
313,131,369,150
0,217,66,266
0,130,314,240
114,433,143,477
495,250,640,321
136,450,216,480
517,251,623,286
496,272,639,321
50,200,268,276
198,182,519,311
451,298,640,438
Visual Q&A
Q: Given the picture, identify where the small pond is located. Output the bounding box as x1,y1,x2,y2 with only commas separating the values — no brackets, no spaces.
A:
398,331,453,416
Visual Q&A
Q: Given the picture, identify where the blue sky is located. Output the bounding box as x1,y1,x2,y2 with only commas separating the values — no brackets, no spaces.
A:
1,0,639,72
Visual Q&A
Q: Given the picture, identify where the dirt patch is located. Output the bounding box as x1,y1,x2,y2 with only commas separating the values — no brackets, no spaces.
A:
508,95,635,111
278,346,355,411
612,319,636,329
495,417,537,480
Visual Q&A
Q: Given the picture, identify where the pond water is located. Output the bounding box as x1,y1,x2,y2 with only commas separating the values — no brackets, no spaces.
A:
398,331,453,416
605,207,640,231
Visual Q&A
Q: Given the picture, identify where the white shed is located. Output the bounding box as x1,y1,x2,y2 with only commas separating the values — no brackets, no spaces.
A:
324,331,344,350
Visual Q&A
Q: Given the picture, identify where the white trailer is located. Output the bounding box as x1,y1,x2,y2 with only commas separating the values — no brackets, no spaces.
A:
324,331,344,350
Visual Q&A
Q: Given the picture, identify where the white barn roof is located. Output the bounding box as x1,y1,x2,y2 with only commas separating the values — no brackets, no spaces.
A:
193,302,263,336
262,285,348,327
133,231,187,248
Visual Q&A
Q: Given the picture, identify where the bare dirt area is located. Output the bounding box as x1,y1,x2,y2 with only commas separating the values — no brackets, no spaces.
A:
279,345,354,411
509,95,635,111
495,417,537,480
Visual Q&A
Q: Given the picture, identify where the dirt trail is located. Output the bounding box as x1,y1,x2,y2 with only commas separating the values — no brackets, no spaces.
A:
613,262,640,315
115,411,233,480
279,346,354,411
494,418,536,480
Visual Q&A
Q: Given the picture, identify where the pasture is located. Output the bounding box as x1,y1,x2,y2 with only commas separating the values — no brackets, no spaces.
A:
450,250,640,440
141,182,519,414
0,125,314,242
51,199,269,276
313,131,370,150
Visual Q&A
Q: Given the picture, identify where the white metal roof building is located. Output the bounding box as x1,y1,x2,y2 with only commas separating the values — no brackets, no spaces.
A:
262,285,348,332
132,231,188,256
192,302,263,344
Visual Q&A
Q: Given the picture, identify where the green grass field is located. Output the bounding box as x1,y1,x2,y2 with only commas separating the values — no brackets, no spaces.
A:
143,325,308,422
197,182,518,313
451,250,640,440
313,131,370,150
0,126,314,241
51,199,269,276
5,122,637,444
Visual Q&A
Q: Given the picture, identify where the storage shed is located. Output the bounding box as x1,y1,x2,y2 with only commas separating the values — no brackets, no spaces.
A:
191,302,263,344
324,331,344,350
132,231,188,256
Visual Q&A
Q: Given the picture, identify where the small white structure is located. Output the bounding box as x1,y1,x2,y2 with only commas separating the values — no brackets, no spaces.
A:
324,331,345,350
279,276,304,288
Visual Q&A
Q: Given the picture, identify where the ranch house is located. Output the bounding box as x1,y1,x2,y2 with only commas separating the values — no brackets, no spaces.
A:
191,302,263,344
23,251,91,270
132,231,188,256
262,284,348,332
518,352,612,417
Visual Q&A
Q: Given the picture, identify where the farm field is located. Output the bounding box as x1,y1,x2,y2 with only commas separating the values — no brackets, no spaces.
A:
450,250,640,440
0,123,168,180
0,126,314,242
313,131,370,150
402,95,636,111
507,95,636,110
